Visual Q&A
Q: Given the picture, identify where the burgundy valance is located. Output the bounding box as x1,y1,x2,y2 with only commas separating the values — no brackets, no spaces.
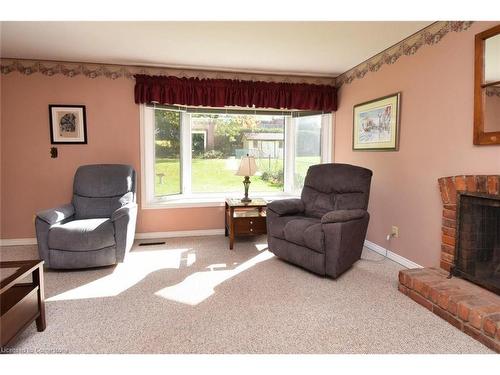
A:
134,74,337,112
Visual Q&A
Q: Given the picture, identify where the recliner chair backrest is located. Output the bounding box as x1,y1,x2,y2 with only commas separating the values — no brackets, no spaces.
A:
72,164,136,219
301,163,372,218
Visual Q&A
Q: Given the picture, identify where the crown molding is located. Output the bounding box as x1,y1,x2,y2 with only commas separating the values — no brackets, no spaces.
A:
336,21,474,88
0,58,336,85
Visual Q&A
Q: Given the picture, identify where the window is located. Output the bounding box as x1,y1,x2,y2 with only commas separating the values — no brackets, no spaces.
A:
190,113,285,194
293,115,322,193
153,109,181,196
141,105,332,208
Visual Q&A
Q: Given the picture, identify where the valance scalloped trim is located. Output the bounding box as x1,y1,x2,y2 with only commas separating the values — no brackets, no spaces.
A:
134,74,337,112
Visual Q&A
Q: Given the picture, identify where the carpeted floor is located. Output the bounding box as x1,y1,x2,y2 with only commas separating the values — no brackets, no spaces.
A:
0,235,493,354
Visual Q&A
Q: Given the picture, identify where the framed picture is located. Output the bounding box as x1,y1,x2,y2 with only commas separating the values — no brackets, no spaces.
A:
49,105,87,144
353,92,401,151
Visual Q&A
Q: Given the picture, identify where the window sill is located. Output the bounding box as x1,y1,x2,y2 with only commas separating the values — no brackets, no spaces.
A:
141,193,300,209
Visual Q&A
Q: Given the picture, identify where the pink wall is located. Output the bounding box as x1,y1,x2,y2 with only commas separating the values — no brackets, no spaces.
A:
334,21,500,267
0,74,223,238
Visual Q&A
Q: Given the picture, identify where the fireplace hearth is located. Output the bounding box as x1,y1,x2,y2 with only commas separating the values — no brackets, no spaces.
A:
454,192,500,295
397,175,500,353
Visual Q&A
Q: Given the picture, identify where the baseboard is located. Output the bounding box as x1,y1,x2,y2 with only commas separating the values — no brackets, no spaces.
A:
1,233,423,270
135,229,225,240
364,240,422,269
0,229,226,247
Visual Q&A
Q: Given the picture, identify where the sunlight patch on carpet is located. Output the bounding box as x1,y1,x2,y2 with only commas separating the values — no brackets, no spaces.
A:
254,243,268,251
155,250,274,305
47,248,193,301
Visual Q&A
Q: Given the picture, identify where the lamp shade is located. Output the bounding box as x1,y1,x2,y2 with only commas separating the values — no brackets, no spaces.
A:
236,156,258,176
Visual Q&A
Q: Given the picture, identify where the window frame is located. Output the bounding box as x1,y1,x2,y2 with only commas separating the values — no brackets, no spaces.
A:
140,104,333,209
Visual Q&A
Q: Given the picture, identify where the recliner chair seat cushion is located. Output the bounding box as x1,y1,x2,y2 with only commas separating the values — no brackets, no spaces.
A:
48,218,115,251
283,217,324,253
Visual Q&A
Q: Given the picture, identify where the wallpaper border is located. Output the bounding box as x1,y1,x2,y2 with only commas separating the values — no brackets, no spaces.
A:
486,86,500,97
0,58,335,85
0,21,474,87
335,21,474,88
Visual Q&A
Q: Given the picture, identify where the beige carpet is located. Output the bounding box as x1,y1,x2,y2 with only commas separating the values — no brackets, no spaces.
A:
0,235,493,354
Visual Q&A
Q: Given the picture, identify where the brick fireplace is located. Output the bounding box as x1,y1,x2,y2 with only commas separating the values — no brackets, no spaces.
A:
437,175,500,271
398,175,500,353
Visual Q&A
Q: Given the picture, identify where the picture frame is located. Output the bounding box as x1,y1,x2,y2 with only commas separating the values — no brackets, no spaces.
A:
352,92,401,151
49,104,87,144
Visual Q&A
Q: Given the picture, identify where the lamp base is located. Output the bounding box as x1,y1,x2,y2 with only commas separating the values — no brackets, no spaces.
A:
241,176,251,203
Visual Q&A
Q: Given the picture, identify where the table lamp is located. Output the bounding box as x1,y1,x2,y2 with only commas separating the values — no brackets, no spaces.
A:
235,154,258,203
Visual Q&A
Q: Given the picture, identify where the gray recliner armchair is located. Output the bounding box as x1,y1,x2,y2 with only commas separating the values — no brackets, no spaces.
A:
266,163,372,279
35,164,137,269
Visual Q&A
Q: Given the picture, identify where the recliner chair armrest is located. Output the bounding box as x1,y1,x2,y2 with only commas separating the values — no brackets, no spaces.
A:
321,209,368,224
111,202,138,222
112,202,138,263
36,204,75,225
267,199,304,216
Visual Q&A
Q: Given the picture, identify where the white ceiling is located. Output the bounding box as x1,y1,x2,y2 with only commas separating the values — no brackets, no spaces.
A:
0,21,433,77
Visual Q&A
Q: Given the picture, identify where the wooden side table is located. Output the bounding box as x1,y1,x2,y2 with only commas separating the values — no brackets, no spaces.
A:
225,198,267,250
0,260,46,347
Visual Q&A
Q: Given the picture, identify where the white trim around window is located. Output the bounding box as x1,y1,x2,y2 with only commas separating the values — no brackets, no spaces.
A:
139,104,334,209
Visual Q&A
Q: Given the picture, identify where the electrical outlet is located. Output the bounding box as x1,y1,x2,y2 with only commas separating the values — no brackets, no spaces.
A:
391,225,399,238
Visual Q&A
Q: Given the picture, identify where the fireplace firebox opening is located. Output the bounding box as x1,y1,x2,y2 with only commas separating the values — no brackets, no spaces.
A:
453,192,500,295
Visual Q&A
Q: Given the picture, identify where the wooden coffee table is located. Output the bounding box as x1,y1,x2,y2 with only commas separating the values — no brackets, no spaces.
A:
225,198,267,250
0,260,46,347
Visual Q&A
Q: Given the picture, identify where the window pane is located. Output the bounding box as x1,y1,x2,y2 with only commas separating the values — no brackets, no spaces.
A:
191,113,284,193
154,109,181,196
294,115,322,192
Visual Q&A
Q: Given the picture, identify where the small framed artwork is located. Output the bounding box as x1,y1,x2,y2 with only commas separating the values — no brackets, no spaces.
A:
49,105,87,144
353,92,401,151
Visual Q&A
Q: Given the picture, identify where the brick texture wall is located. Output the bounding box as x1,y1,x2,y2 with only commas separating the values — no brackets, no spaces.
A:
437,175,500,271
399,267,500,352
